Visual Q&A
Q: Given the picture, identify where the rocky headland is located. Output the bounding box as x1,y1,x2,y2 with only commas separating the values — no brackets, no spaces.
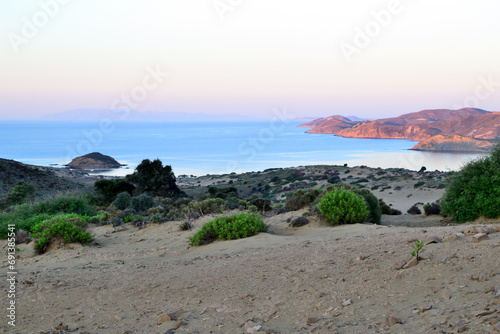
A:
300,108,500,152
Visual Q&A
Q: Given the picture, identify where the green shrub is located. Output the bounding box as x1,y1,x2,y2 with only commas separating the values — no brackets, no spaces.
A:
112,192,132,210
183,198,225,219
30,215,93,254
349,187,381,225
285,188,322,211
248,205,258,213
189,212,266,246
318,185,381,224
327,176,341,184
0,195,96,239
441,145,500,222
423,202,441,216
148,206,166,215
131,195,155,212
250,198,272,212
124,215,146,223
407,205,421,215
317,188,369,225
414,181,425,188
148,214,163,224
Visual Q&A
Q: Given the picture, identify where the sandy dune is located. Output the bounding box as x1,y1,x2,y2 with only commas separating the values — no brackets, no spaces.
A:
2,210,499,334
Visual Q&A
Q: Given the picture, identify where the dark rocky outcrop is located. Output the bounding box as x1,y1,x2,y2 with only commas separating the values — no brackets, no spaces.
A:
66,152,123,169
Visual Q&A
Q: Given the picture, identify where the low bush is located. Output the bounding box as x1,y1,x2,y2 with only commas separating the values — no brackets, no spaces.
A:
131,194,155,212
251,198,272,212
0,195,95,239
179,221,192,231
327,176,341,184
423,202,441,216
94,179,135,204
189,212,266,246
317,188,369,225
378,198,401,215
183,198,225,219
414,181,425,188
290,216,309,227
30,214,93,254
407,205,422,215
285,188,322,211
441,145,500,222
112,192,132,210
124,214,146,223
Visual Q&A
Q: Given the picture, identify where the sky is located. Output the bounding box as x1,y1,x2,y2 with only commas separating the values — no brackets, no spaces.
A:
1,0,500,120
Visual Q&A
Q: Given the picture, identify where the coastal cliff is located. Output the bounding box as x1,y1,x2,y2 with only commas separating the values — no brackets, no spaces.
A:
300,108,500,152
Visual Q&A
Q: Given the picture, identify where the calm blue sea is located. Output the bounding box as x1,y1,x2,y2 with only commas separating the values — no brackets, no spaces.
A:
0,121,485,176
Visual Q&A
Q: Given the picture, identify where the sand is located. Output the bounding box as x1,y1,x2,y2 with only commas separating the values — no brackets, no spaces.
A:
1,208,499,334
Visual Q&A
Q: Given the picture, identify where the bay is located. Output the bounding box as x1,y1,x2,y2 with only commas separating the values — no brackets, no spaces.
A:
0,121,485,176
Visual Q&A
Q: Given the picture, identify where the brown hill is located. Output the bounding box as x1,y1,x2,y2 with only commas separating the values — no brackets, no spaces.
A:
300,108,499,152
0,159,88,200
376,108,488,126
298,115,359,134
412,134,494,152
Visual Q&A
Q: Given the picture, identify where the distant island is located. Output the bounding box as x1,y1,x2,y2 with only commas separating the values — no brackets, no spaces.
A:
299,108,500,152
66,152,124,170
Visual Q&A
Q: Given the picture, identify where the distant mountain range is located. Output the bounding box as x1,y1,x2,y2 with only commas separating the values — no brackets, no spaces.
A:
299,108,500,152
39,109,262,122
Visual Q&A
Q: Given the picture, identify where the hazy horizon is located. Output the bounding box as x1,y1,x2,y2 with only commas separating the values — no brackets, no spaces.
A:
2,1,500,120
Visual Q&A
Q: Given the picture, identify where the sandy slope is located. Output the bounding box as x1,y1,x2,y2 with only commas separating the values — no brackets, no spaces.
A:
1,211,499,334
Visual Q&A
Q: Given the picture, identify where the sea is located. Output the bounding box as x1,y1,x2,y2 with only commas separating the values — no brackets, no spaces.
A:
0,121,486,176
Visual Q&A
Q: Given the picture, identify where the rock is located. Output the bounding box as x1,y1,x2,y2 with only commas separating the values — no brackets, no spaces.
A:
442,233,464,242
307,317,320,325
244,320,263,333
350,255,368,264
342,299,352,307
424,236,442,245
473,233,489,242
66,152,124,169
419,305,433,313
472,310,494,317
157,313,171,325
402,256,418,269
386,315,402,326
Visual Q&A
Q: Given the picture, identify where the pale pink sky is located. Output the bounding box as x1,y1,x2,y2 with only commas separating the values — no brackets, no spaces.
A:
1,0,500,120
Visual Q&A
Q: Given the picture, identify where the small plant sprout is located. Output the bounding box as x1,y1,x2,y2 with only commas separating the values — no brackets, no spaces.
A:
411,240,424,260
